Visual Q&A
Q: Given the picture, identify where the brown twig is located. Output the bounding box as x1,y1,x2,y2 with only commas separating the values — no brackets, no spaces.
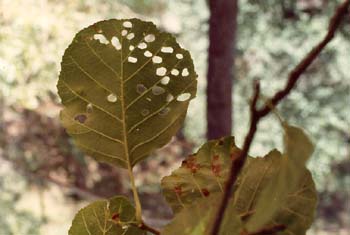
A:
245,224,286,235
210,1,350,234
139,222,161,235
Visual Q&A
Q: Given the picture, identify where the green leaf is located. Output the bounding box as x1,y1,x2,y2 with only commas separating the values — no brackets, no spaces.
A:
58,19,197,168
69,196,145,235
162,193,242,235
235,124,317,235
161,137,243,213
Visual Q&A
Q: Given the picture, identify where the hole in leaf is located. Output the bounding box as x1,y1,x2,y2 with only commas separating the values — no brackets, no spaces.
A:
161,47,174,53
127,33,135,40
86,103,93,113
74,114,87,123
129,45,135,51
107,93,118,102
152,86,165,95
156,67,167,76
122,30,128,36
166,94,174,102
144,51,153,57
128,56,138,63
160,76,170,85
152,56,162,64
182,68,189,77
171,69,179,76
176,53,183,59
123,21,132,28
141,109,150,116
159,107,170,116
144,34,155,42
136,84,147,94
177,93,191,101
138,42,147,49
111,36,121,50
93,34,109,44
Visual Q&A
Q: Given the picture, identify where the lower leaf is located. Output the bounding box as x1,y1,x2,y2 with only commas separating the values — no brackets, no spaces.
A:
69,196,145,235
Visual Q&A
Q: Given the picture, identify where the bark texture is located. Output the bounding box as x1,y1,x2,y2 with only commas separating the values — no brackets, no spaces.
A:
207,0,238,140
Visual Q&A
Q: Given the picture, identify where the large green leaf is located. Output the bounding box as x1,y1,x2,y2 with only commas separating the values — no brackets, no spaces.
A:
161,136,243,213
234,151,317,235
241,125,317,234
69,196,145,235
162,193,242,235
58,19,197,168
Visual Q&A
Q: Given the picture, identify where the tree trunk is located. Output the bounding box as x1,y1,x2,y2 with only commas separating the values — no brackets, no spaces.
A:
206,0,238,140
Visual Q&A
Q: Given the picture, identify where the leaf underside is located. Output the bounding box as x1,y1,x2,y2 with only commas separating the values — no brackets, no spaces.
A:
58,18,197,168
161,125,317,235
69,196,145,235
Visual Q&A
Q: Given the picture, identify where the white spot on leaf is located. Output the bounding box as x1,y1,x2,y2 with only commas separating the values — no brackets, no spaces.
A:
138,42,147,49
156,67,167,76
144,34,155,42
161,47,174,53
177,93,191,101
107,93,117,102
166,94,174,102
122,30,128,36
176,53,183,59
127,33,135,40
152,56,162,64
129,45,135,51
182,68,189,77
111,36,121,50
128,56,138,63
152,86,165,95
123,21,132,28
144,51,153,57
171,69,179,76
160,76,170,85
93,34,109,44
86,103,93,113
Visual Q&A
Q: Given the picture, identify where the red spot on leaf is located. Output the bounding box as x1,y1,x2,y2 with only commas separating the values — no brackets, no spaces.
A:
183,155,200,173
74,114,87,123
211,155,222,176
230,148,242,160
174,186,182,196
111,213,120,221
201,188,210,197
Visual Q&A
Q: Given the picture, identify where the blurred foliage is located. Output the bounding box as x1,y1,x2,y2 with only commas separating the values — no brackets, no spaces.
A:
0,0,349,234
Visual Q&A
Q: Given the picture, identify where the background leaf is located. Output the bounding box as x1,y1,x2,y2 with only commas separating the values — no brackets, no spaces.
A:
69,196,145,235
58,18,197,168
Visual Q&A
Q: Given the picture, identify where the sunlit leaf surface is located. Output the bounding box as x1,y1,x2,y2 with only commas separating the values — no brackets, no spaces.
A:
58,19,197,168
69,196,145,235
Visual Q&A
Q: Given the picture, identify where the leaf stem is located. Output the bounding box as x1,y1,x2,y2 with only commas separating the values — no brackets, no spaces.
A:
127,165,143,222
138,222,161,235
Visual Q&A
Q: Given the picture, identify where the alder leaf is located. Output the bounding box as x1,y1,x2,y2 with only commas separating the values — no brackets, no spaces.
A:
235,125,317,235
162,193,242,235
161,136,243,213
58,19,197,168
69,196,145,235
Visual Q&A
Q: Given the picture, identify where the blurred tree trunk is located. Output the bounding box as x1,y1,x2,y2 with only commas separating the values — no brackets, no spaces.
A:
206,0,238,140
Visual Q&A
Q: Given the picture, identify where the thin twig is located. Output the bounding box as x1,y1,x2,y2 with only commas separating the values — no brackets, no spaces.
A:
245,224,286,235
210,1,349,234
139,222,161,235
